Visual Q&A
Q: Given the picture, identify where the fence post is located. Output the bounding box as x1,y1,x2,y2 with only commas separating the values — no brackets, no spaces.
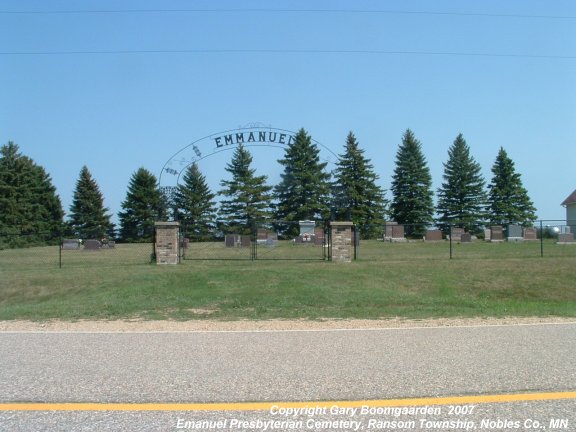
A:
540,220,544,258
59,237,63,269
449,225,453,260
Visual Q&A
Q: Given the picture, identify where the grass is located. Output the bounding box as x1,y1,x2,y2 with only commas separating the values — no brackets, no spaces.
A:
0,240,575,321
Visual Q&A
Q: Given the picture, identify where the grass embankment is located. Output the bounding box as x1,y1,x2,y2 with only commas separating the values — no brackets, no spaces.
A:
0,241,574,321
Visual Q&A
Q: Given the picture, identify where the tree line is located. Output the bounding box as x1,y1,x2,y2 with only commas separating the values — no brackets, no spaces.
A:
0,128,536,247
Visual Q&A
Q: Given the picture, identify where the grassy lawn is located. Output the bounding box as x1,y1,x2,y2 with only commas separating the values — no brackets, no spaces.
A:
0,240,575,321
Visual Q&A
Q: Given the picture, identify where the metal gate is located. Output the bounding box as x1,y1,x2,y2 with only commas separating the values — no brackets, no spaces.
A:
180,220,329,261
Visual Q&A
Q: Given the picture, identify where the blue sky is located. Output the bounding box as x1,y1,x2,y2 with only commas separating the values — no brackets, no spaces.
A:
1,0,575,223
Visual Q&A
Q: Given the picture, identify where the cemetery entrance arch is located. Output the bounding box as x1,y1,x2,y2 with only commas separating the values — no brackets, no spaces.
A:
159,124,338,261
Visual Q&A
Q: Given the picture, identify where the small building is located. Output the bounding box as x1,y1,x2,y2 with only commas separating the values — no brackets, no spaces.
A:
561,189,576,233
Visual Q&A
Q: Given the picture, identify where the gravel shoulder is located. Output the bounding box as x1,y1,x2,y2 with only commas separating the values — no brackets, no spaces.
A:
1,316,575,332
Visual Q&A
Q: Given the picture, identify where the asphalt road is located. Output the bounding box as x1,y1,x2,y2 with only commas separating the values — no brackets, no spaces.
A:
1,323,575,431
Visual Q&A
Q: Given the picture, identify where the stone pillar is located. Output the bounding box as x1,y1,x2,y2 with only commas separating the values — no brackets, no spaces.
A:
330,221,354,262
154,221,180,264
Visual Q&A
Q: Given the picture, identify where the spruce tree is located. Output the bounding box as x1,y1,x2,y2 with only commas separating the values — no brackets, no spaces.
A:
68,166,113,239
332,132,387,238
173,163,217,240
274,128,331,236
436,134,487,234
218,145,273,235
0,142,64,247
390,129,434,237
118,168,165,242
487,147,536,226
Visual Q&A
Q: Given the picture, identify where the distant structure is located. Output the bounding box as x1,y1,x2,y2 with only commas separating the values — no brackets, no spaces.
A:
561,189,576,233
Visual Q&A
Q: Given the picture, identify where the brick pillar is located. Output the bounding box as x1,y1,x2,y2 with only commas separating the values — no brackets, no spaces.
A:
330,221,354,262
154,222,180,264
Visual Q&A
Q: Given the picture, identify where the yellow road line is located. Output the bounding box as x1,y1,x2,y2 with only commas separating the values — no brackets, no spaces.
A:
1,392,576,411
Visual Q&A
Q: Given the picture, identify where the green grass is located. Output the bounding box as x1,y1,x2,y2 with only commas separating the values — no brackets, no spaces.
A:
0,240,575,321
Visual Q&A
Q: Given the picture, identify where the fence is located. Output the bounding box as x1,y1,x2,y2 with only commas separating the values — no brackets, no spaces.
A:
1,220,574,270
0,233,154,271
354,220,576,261
179,220,329,261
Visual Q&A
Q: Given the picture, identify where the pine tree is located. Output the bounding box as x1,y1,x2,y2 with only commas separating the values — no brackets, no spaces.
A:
218,145,273,235
68,166,113,239
118,168,165,242
0,142,64,247
332,132,387,238
436,134,487,234
274,128,331,236
487,147,537,226
390,129,434,237
173,163,217,240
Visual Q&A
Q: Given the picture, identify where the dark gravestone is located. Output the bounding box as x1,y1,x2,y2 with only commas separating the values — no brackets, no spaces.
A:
384,222,397,240
257,229,268,241
225,235,238,248
391,224,405,239
491,226,504,242
84,239,101,250
425,230,443,241
62,239,80,250
240,235,251,248
451,228,464,242
460,233,472,243
507,224,524,242
523,227,538,241
557,233,575,244
314,227,325,245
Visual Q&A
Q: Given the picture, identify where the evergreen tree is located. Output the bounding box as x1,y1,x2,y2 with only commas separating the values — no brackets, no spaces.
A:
218,145,273,235
0,142,64,247
68,166,113,239
173,163,217,240
390,129,434,237
332,132,387,238
487,147,537,226
436,134,487,234
274,128,331,236
118,168,165,242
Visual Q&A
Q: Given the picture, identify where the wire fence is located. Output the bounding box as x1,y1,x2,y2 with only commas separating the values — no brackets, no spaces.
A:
180,220,329,261
0,234,154,271
354,220,576,261
0,220,574,270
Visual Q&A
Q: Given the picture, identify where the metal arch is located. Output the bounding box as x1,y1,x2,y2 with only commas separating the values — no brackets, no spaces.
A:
158,126,340,187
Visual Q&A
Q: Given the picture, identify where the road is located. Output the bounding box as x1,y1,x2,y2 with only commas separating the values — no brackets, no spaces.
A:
1,323,575,431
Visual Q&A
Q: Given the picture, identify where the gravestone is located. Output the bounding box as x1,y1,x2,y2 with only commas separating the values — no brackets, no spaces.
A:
62,239,80,250
299,220,316,236
179,238,189,249
154,221,180,264
330,221,354,262
450,228,464,242
460,233,472,243
384,222,397,241
240,235,251,248
425,230,443,241
390,224,406,242
266,232,278,247
523,227,538,241
484,228,492,242
557,233,575,244
507,224,524,242
491,226,504,242
314,227,325,246
83,239,101,250
225,234,238,248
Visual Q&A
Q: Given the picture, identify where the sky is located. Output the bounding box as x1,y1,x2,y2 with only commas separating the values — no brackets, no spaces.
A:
1,0,575,224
